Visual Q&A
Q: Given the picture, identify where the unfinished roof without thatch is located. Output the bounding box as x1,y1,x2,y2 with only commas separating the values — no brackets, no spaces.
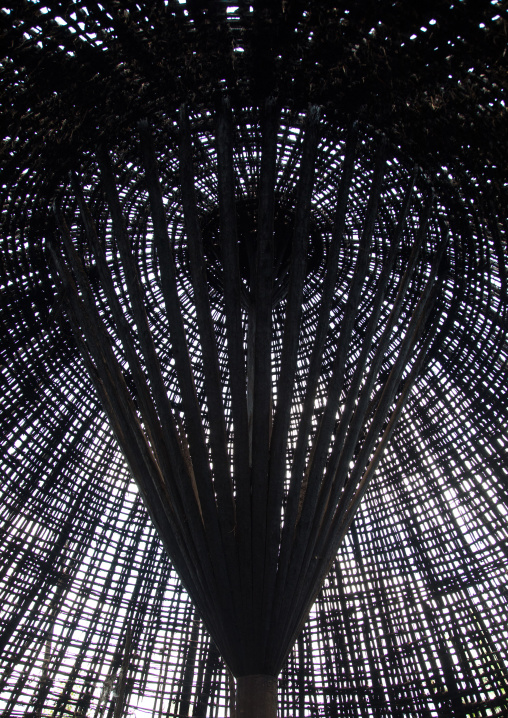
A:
1,2,507,717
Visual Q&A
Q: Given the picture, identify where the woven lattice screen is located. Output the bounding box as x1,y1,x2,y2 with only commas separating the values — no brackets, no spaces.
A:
1,2,507,717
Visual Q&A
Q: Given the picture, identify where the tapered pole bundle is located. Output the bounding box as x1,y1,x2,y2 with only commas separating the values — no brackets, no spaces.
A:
50,105,447,712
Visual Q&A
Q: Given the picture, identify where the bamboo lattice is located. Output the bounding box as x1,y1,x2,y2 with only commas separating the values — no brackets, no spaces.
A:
1,2,507,717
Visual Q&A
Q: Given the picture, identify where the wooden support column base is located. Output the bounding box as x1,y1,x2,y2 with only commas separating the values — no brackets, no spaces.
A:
236,675,278,718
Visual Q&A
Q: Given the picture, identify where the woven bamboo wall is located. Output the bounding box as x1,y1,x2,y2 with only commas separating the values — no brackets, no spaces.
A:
1,2,507,716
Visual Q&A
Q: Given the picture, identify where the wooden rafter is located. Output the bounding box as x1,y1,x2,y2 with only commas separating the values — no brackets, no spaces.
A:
46,106,455,710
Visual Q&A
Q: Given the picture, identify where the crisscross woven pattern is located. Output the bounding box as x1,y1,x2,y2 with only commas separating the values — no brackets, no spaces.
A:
1,2,507,716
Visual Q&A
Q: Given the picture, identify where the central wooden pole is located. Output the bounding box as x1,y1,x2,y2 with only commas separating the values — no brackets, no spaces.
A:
52,108,447,704
236,675,278,718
